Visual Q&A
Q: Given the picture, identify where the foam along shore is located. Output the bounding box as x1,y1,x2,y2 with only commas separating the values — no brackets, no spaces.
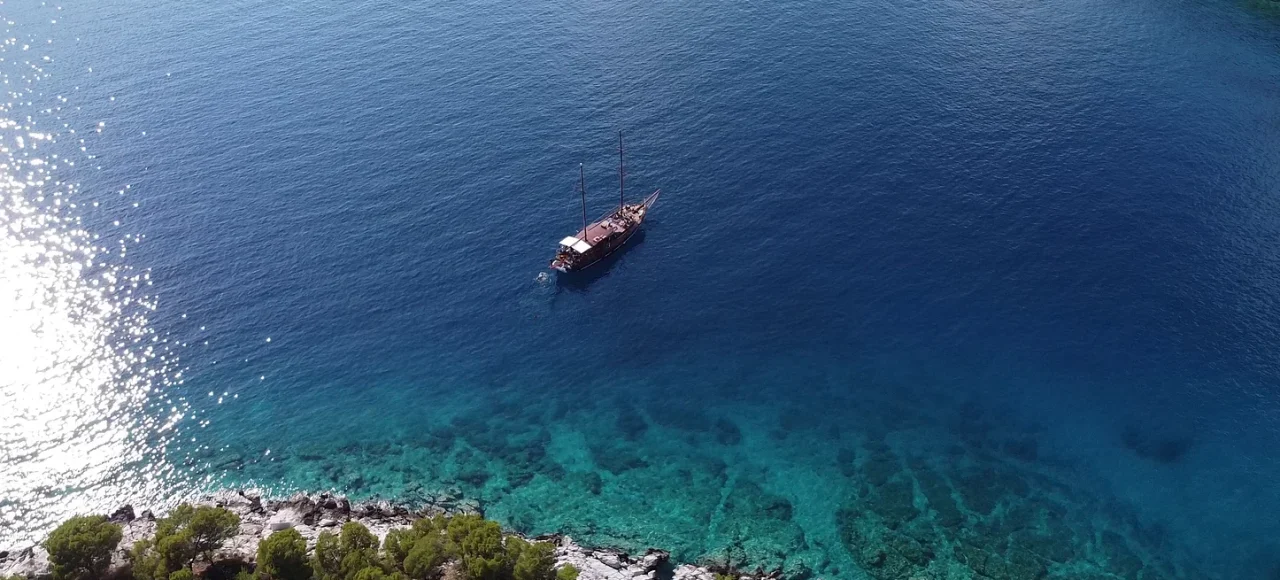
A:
0,491,744,580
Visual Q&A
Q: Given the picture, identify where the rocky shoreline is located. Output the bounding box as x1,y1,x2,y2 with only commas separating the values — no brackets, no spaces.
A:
0,491,743,580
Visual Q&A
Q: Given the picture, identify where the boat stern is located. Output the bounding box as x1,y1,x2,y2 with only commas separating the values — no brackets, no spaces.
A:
551,235,592,272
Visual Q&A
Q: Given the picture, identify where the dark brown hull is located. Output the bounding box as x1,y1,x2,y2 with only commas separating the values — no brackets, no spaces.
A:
551,190,659,272
555,223,640,272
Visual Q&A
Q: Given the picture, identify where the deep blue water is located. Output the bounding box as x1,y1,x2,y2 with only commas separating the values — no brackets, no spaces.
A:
3,0,1280,577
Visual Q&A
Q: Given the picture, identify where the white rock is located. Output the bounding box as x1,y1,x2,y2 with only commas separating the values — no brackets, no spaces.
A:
216,493,255,511
638,551,666,572
1,547,50,580
555,538,633,580
595,551,626,570
672,564,715,580
267,507,303,530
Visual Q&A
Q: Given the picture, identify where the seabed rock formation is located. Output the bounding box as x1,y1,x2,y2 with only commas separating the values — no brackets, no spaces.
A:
832,435,1203,580
19,380,1232,579
0,491,734,580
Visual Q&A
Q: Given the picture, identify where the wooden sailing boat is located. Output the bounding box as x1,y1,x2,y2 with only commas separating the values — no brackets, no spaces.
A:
550,132,660,273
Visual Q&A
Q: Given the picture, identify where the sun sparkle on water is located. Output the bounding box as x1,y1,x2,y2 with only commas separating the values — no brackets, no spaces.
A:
0,9,181,546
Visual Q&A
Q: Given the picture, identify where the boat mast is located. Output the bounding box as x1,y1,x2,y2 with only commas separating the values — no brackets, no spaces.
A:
579,163,589,245
618,131,625,211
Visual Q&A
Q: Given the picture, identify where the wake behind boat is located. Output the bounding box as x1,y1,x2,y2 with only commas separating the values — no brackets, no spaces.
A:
551,132,660,273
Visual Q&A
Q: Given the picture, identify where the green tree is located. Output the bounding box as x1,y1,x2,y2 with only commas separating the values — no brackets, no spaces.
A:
43,515,123,580
311,531,343,580
256,529,312,580
339,522,378,554
554,565,578,580
381,529,418,568
154,505,193,539
401,535,445,580
156,532,196,569
503,537,528,572
442,516,482,557
168,570,194,580
511,542,555,580
418,515,449,535
339,550,380,580
351,569,389,580
382,516,450,580
338,522,381,580
128,535,189,580
128,504,239,580
461,557,504,580
311,522,383,580
127,538,161,580
454,519,504,580
186,506,241,559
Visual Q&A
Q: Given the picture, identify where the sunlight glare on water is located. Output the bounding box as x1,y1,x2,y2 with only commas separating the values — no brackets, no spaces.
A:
0,10,178,545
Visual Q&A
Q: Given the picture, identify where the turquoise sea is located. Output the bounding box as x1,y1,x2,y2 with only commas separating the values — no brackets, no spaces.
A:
3,0,1280,578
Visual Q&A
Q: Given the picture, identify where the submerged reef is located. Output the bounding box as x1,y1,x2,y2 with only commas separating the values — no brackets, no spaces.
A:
141,380,1226,580
1120,426,1194,465
833,437,1197,580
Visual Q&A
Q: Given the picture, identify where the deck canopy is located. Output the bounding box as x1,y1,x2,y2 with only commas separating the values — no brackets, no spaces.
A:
559,236,593,254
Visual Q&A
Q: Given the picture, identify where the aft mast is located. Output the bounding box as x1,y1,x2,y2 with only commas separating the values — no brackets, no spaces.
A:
618,131,625,210
579,163,589,247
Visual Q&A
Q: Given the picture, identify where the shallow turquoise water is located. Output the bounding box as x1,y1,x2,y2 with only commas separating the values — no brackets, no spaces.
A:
3,0,1280,578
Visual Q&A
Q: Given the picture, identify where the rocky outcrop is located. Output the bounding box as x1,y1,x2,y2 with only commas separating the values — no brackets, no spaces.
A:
1,546,50,580
553,538,670,580
0,491,726,580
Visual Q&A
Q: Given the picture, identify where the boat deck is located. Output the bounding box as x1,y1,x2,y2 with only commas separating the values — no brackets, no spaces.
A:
574,209,636,246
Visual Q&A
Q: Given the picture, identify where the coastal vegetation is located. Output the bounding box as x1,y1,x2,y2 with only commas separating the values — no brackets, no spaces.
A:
254,529,310,580
310,515,572,580
129,505,241,580
44,516,122,580
17,506,577,580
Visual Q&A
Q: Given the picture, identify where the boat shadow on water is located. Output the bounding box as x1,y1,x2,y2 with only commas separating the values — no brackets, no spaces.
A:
553,229,648,293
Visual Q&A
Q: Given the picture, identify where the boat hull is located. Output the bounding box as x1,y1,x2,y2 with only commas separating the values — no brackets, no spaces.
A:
553,225,640,272
550,190,659,273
